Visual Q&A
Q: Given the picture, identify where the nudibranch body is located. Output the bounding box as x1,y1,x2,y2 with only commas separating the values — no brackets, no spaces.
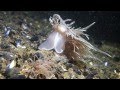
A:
38,14,111,61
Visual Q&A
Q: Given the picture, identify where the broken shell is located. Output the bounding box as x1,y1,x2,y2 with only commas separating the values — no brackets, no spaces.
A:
22,23,28,30
4,26,11,37
6,60,16,69
15,39,22,47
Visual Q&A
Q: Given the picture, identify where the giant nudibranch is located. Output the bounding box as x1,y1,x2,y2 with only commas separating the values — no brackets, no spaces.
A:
38,14,111,61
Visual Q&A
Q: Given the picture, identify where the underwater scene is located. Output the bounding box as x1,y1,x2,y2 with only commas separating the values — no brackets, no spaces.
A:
0,11,120,79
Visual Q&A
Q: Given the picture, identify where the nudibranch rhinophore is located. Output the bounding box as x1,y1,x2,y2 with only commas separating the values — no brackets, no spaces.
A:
38,14,111,61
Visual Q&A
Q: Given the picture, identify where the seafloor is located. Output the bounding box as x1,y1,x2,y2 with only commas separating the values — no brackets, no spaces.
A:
0,11,120,79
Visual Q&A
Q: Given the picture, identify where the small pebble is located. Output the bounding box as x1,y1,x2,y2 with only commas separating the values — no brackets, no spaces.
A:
104,62,108,66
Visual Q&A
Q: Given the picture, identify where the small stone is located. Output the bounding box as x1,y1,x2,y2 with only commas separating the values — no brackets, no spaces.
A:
104,62,108,66
89,62,93,66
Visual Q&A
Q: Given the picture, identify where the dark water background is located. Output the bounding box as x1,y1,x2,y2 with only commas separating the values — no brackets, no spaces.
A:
32,11,120,44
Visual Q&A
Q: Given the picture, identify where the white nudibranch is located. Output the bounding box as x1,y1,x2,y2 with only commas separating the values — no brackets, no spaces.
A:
38,14,111,61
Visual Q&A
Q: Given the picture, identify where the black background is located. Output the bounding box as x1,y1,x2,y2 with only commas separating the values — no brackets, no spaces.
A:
32,11,120,44
0,0,120,44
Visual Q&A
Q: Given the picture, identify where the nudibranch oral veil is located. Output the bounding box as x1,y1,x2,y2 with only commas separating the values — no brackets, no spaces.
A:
38,14,111,61
38,31,66,53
